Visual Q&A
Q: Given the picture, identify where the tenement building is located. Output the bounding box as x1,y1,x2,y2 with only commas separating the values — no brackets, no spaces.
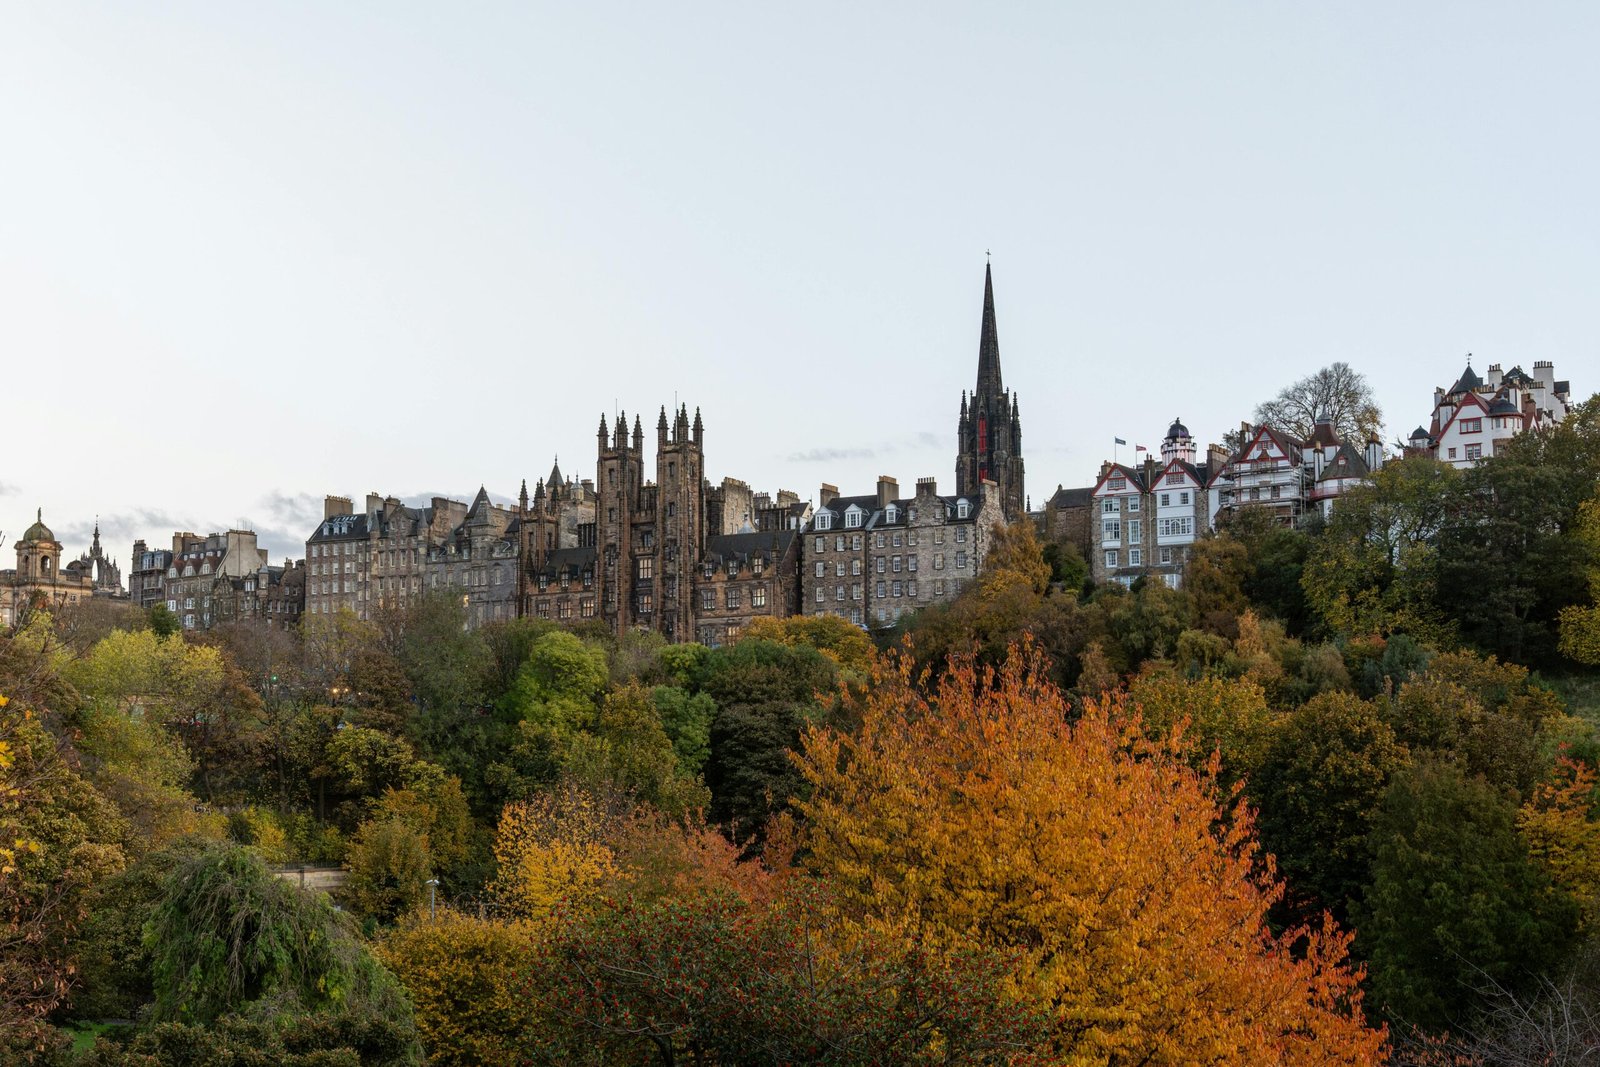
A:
158,530,274,630
955,263,1026,522
799,475,1004,629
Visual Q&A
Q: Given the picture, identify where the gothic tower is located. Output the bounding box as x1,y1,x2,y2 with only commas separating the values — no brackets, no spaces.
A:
955,263,1025,520
596,412,644,633
655,404,705,642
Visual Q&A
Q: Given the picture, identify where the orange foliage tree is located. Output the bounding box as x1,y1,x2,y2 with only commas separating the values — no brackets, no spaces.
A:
792,641,1388,1066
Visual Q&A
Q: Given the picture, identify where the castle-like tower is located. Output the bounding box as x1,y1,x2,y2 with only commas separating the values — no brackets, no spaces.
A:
955,263,1025,521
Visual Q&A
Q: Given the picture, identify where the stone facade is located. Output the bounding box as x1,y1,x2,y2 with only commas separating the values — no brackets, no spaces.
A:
159,530,273,630
800,476,1003,629
2,510,104,627
426,489,521,628
305,498,370,619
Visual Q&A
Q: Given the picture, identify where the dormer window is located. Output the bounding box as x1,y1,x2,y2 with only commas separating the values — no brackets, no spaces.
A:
1109,477,1126,490
956,500,970,519
845,510,862,529
885,505,898,523
815,513,832,531
753,555,764,574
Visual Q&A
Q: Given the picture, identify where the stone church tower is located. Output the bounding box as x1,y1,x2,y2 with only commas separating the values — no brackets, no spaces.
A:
955,263,1025,521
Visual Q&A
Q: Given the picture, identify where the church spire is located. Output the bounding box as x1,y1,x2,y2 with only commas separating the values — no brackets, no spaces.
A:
976,261,1002,396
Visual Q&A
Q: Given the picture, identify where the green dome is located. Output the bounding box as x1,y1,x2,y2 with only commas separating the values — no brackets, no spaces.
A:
22,508,54,543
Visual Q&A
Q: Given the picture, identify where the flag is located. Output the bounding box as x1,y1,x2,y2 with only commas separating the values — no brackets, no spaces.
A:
1114,437,1127,446
1135,444,1148,452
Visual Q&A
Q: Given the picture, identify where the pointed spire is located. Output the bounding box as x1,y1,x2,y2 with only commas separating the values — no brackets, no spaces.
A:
598,414,609,445
548,455,563,489
519,480,529,510
975,261,1002,396
960,390,969,421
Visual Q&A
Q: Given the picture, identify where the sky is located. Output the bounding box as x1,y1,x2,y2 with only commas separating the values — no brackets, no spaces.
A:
1,2,1596,563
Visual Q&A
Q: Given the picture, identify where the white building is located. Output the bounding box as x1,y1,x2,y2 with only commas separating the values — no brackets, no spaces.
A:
1412,358,1572,468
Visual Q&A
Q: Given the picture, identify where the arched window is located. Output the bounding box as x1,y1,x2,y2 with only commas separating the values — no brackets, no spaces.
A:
42,557,52,575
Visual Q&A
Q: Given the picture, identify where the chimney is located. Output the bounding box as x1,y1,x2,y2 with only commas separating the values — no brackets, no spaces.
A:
1208,442,1230,470
819,483,839,507
876,475,900,509
324,495,353,520
916,476,938,500
366,493,383,516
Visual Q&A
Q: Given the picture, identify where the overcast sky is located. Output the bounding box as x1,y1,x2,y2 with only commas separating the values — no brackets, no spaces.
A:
2,2,1595,563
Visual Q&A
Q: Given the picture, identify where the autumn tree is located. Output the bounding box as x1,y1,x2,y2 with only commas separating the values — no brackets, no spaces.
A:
1558,495,1600,664
1125,667,1273,784
793,643,1387,1065
1518,757,1600,930
489,788,618,920
1254,361,1384,444
379,910,541,1067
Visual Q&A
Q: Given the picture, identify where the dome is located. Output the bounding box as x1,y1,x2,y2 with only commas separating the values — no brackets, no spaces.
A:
1166,417,1191,440
21,508,54,543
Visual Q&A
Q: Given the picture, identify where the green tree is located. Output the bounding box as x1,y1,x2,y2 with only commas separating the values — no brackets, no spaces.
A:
1302,456,1458,640
145,845,420,1049
1359,761,1579,1029
1559,495,1600,665
1250,691,1410,919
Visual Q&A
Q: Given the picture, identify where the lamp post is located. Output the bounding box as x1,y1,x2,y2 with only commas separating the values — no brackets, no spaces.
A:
425,877,440,920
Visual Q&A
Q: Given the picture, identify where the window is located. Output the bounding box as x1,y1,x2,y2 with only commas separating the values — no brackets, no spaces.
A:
1129,497,1140,512
816,513,832,530
907,581,917,598
875,534,886,548
1128,520,1140,542
835,561,845,577
885,505,897,523
955,551,968,569
845,510,862,528
892,556,902,572
1448,447,1458,460
1130,548,1142,566
851,559,861,576
702,588,716,611
934,580,945,596
892,581,902,597
815,536,825,553
1270,486,1281,500
934,553,944,570
815,562,826,578
852,535,862,551
1105,549,1119,568
1102,499,1120,514
638,558,653,579
726,589,741,610
1466,443,1482,461
876,557,886,574
1160,493,1170,507
892,533,902,548
1168,473,1184,485
956,500,970,519
835,535,845,552
956,527,967,543
1180,491,1190,505
666,502,676,518
1462,418,1482,433
851,583,862,600
753,556,764,575
558,599,573,620
834,585,845,601
815,587,825,603
908,556,918,572
1108,476,1126,490
1159,547,1173,564
752,585,767,609
1102,520,1121,543
639,593,653,614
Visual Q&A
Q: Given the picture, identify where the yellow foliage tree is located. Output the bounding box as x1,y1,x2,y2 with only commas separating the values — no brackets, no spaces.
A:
1519,756,1600,930
378,909,541,1067
1559,497,1600,664
489,789,617,920
740,614,877,676
792,642,1387,1065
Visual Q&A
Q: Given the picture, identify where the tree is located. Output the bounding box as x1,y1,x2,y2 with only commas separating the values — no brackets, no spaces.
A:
144,845,419,1056
1250,691,1409,920
528,885,1045,1066
378,911,542,1067
1518,757,1600,931
1254,361,1384,444
1301,456,1458,641
1184,533,1250,633
1437,395,1600,663
1125,667,1273,784
1359,761,1579,1030
1559,495,1600,665
793,643,1387,1064
489,788,618,920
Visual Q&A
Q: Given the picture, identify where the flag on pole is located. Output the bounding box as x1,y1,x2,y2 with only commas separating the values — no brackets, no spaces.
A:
1114,437,1127,446
1135,444,1148,452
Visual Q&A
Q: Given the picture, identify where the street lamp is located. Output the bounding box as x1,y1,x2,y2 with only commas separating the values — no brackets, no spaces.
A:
425,877,440,920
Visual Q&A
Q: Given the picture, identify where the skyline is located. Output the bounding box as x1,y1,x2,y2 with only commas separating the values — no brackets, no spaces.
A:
3,3,1596,562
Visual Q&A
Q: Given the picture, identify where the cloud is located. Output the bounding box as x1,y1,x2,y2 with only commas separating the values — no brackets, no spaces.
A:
787,447,879,463
258,490,325,532
0,482,15,497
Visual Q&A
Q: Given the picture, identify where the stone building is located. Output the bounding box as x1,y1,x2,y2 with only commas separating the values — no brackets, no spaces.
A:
425,488,521,628
130,539,173,609
1040,485,1095,562
2,510,102,627
955,263,1026,522
1088,421,1220,589
520,404,800,642
799,475,1004,629
159,530,272,630
214,559,306,630
305,499,370,619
